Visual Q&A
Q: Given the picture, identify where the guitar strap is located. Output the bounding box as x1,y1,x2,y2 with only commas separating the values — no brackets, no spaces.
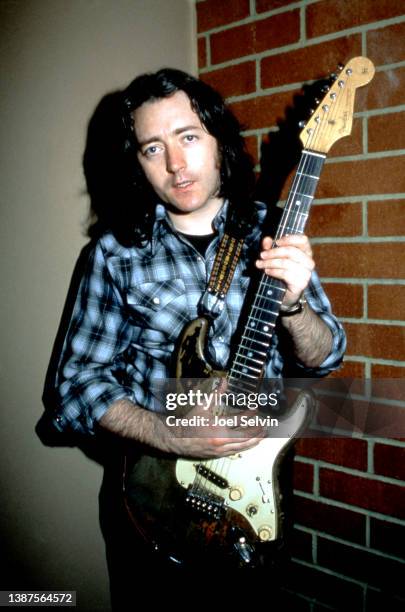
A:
207,231,244,300
197,222,247,322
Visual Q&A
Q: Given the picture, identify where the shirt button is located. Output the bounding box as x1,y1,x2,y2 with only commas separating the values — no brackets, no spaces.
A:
152,297,160,305
218,336,224,342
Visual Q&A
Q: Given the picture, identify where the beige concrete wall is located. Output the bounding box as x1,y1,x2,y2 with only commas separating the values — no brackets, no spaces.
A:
0,1,195,608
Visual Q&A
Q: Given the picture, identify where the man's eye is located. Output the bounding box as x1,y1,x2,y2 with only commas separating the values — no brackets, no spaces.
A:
184,134,197,143
144,145,160,156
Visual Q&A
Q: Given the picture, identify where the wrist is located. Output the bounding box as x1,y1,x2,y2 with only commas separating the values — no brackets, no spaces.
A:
279,296,307,317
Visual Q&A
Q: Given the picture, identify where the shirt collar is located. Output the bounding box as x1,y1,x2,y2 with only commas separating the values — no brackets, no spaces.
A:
150,200,229,255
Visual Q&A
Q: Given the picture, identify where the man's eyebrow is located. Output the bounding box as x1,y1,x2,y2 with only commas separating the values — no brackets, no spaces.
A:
137,124,203,147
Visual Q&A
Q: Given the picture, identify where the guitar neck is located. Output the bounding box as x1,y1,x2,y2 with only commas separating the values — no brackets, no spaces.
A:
227,149,325,392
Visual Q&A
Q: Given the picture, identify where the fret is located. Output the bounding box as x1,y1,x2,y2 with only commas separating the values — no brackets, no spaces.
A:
227,380,258,393
304,150,326,159
256,287,284,303
246,318,276,329
297,171,320,180
233,360,263,374
251,304,279,317
278,225,303,235
241,335,269,348
290,192,314,199
236,347,267,359
234,352,265,366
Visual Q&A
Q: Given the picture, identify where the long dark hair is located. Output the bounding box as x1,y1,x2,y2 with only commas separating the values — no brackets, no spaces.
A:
84,68,256,246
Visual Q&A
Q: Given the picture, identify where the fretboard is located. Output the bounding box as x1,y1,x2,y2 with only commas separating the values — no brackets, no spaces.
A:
227,150,325,392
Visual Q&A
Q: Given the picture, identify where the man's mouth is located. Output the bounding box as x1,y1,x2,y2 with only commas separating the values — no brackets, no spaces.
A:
174,180,194,189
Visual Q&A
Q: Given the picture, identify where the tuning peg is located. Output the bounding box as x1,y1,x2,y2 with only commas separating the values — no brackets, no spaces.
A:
321,84,330,93
330,72,337,81
337,62,344,72
314,98,320,104
298,120,306,128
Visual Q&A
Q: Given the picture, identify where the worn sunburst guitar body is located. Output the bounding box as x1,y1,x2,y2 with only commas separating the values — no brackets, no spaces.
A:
123,58,375,567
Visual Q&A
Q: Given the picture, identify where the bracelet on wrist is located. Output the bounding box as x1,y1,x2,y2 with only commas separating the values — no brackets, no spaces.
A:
279,296,307,317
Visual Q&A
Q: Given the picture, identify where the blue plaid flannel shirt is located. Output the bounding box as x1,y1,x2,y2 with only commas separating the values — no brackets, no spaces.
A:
52,201,346,436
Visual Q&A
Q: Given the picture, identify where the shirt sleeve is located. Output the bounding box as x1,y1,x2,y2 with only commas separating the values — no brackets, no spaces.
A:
51,240,138,436
280,270,346,377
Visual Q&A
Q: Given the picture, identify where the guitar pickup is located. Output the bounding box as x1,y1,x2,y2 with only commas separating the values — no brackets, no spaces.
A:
195,464,228,489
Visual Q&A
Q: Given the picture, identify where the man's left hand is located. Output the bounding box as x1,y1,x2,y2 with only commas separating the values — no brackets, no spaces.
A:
255,234,314,307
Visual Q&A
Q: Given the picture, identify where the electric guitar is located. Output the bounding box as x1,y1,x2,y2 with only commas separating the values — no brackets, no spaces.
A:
123,57,375,567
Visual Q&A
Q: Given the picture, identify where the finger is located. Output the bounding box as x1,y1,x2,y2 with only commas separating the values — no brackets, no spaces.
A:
219,438,264,456
257,254,315,275
262,263,312,287
261,236,273,250
257,247,314,269
274,234,313,256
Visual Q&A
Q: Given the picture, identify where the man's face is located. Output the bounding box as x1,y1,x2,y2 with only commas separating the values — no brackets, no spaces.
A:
133,90,222,222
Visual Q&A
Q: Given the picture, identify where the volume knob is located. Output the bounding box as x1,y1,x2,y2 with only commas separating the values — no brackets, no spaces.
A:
258,525,273,541
229,486,243,501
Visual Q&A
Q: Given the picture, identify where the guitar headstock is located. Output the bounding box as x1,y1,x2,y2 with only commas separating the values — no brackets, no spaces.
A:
299,56,375,154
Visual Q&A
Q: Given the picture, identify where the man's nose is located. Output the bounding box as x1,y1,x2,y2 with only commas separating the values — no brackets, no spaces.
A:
165,145,186,173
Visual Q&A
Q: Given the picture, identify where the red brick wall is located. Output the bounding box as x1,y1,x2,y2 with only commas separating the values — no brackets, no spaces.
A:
196,0,404,607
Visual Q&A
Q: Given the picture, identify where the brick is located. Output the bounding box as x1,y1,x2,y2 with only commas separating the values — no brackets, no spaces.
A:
307,202,363,238
313,242,405,279
374,443,405,481
290,527,313,561
370,517,405,557
355,398,405,441
368,284,405,321
200,61,256,99
306,0,405,39
372,363,405,379
261,35,362,89
230,89,298,131
293,460,314,493
329,359,366,395
196,0,250,33
367,21,405,67
368,200,405,237
356,66,405,112
318,537,405,595
369,111,405,153
257,0,297,12
210,11,300,65
320,282,363,318
315,157,405,199
329,359,365,379
296,437,367,470
371,372,405,403
320,467,405,519
366,589,405,612
293,495,366,543
278,591,311,611
282,559,364,609
197,37,207,69
344,322,405,361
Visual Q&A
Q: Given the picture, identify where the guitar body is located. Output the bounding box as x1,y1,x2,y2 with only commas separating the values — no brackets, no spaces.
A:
123,317,313,567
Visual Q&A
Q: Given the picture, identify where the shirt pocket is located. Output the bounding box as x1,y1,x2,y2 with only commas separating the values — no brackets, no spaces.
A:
125,278,189,340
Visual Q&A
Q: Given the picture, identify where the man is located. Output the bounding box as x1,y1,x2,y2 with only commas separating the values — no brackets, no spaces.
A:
40,69,345,598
